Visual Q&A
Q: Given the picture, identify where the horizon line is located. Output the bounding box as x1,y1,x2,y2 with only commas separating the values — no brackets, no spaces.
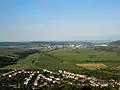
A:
0,40,116,43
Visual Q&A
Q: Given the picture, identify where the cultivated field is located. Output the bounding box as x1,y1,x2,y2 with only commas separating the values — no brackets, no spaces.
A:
75,63,107,69
1,48,120,71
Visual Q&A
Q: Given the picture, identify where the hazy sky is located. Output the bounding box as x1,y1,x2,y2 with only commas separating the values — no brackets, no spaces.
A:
0,0,120,41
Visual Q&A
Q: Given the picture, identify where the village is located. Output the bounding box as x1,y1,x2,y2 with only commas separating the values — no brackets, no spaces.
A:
0,69,120,90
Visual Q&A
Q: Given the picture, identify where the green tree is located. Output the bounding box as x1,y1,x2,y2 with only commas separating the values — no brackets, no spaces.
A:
116,50,120,56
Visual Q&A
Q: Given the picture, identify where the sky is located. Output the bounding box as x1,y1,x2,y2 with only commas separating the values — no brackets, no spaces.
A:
0,0,120,42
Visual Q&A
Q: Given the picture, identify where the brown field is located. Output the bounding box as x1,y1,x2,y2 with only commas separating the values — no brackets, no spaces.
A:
75,63,107,69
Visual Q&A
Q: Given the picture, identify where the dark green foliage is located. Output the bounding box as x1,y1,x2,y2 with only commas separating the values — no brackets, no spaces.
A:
110,40,120,45
82,70,120,81
14,49,40,58
89,54,96,59
0,56,18,68
0,49,40,68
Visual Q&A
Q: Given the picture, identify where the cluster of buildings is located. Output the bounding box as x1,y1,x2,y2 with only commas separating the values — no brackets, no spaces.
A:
29,44,88,50
93,44,108,47
0,69,120,89
28,43,110,51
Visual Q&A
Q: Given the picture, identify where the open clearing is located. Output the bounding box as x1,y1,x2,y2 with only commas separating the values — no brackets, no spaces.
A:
1,48,120,71
75,63,107,69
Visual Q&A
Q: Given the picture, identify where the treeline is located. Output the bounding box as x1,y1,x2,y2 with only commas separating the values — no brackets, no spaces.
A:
0,84,116,90
0,49,40,68
0,56,18,67
14,49,40,58
0,41,91,46
94,46,120,57
94,46,118,52
79,60,120,63
82,70,120,81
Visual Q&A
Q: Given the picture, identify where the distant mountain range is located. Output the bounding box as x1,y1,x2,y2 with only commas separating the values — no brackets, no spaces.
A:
110,40,120,45
0,40,119,46
0,41,92,46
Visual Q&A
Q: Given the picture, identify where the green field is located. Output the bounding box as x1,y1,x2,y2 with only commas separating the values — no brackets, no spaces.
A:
45,48,120,67
0,47,25,56
2,48,120,71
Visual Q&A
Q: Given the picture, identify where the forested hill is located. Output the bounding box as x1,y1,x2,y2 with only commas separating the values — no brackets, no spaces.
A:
0,41,92,46
110,40,120,45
